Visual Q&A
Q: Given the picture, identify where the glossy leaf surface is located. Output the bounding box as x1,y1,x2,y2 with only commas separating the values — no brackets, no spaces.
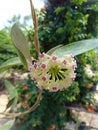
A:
52,39,98,57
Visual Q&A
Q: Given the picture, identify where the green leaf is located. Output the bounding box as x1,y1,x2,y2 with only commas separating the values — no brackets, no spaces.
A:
5,80,18,110
4,98,16,112
52,39,98,57
16,47,28,69
0,119,15,130
11,24,32,69
47,45,63,55
0,57,21,71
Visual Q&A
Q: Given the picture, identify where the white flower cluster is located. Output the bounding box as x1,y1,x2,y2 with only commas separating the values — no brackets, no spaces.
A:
31,53,77,92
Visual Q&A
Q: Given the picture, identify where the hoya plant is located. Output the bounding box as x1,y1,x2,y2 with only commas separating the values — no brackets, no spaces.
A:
0,0,98,129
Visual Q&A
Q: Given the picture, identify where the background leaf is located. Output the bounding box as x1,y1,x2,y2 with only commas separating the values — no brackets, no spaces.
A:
0,120,15,130
47,45,63,55
11,24,32,69
5,80,18,110
0,57,21,71
52,39,98,57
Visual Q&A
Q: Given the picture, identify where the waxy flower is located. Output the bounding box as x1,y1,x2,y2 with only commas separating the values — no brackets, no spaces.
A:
31,53,77,92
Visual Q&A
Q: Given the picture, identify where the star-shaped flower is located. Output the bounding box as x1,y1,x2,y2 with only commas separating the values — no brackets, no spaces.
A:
31,53,77,92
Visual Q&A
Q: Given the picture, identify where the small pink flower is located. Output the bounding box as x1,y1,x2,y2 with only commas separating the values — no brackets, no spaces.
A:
51,56,57,61
39,53,45,59
33,63,38,69
41,63,46,69
70,54,74,59
71,65,76,70
63,59,67,65
52,86,57,91
42,76,47,81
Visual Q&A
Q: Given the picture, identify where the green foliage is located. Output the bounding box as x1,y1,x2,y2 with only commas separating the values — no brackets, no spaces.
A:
74,52,97,105
16,77,79,130
1,0,98,130
0,30,16,64
1,25,98,73
81,50,98,71
38,0,98,108
52,39,98,57
38,0,98,52
0,120,15,130
0,57,21,71
80,91,96,105
70,0,87,5
0,15,35,70
36,0,98,123
5,80,18,111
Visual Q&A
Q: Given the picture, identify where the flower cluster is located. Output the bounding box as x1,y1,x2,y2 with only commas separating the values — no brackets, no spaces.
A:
31,53,77,92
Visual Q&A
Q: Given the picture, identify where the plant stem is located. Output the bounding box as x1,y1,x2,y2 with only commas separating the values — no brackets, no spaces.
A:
29,0,40,57
0,89,43,118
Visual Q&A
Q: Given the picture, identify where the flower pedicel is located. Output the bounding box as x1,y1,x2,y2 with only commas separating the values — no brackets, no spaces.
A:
31,53,77,92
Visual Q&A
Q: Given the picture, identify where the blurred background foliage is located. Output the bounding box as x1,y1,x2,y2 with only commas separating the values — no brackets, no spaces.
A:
0,0,98,129
0,30,16,64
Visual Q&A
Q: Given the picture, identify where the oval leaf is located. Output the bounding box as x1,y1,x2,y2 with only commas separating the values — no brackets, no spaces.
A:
11,24,32,69
52,39,98,57
0,119,15,130
5,80,18,110
5,80,18,100
0,57,21,71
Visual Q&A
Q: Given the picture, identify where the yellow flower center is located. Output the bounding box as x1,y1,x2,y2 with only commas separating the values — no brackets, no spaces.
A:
48,66,67,81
